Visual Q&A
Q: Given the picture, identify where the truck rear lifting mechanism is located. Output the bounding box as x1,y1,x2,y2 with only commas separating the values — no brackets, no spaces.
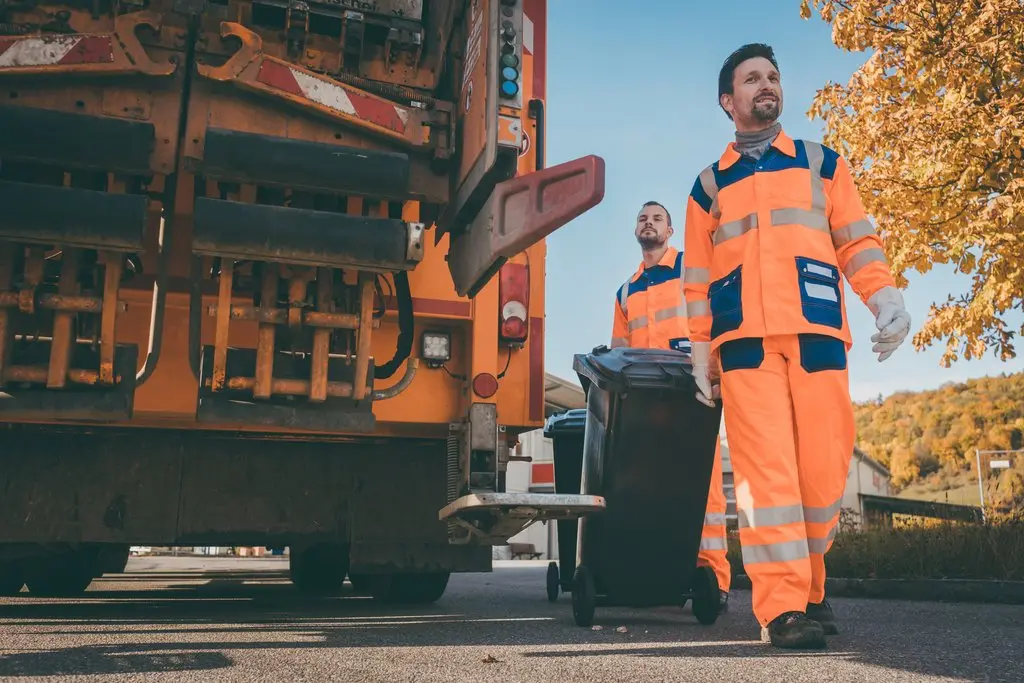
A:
0,0,605,586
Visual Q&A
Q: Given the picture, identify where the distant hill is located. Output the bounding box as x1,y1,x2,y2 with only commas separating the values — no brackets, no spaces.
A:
853,373,1024,509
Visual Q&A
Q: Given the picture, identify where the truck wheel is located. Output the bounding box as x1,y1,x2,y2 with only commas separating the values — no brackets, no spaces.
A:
0,561,25,596
546,561,560,602
289,544,349,595
97,545,131,575
370,572,450,604
24,552,94,597
689,565,720,626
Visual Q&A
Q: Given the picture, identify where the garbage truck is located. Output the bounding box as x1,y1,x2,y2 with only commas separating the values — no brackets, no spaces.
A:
0,0,606,599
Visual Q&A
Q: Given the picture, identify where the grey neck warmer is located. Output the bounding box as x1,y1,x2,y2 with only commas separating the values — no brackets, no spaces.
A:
735,121,782,160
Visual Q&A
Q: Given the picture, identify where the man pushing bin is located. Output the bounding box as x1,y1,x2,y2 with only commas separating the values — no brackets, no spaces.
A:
611,199,732,615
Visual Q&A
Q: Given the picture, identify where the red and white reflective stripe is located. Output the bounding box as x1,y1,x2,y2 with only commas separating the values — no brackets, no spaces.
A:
256,60,410,135
0,35,114,68
522,0,546,102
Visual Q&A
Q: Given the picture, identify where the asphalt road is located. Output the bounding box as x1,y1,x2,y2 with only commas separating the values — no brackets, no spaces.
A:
0,556,1021,682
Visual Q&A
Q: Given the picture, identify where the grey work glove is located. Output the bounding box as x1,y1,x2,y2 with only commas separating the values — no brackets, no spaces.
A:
691,341,720,407
867,286,911,362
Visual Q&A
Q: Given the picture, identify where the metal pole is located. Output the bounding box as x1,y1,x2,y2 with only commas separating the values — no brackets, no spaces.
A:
975,448,986,523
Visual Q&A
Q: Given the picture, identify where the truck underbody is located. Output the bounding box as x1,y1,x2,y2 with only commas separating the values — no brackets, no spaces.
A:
0,0,606,600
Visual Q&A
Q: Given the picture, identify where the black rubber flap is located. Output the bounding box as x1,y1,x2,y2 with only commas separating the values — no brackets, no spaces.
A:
572,346,694,394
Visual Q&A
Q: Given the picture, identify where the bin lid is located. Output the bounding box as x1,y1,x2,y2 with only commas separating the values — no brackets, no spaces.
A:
572,345,695,394
543,408,587,436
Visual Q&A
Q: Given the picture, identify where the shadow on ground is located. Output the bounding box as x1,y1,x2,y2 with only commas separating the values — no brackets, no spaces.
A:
0,564,1020,681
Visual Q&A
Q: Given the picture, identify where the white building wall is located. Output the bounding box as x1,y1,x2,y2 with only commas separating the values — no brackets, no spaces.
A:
505,429,555,558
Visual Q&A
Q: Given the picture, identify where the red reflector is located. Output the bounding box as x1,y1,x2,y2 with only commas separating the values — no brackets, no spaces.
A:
501,316,527,341
472,372,499,398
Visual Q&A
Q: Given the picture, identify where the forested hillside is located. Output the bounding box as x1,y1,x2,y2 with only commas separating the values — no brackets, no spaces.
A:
854,373,1024,508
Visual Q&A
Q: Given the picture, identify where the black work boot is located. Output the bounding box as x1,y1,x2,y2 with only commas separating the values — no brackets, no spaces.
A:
761,611,826,650
806,599,839,635
718,590,729,614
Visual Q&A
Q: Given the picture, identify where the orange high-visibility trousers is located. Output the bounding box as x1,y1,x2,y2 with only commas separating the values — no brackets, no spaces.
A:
697,439,731,593
718,334,854,627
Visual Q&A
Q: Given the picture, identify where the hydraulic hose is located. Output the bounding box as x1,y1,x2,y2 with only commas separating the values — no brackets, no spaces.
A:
374,270,413,380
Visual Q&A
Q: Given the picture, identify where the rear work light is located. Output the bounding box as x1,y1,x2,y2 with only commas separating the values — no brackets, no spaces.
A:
422,331,451,368
498,262,529,345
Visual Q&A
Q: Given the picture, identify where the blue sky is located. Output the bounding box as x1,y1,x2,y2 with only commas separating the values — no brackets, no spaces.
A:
538,0,1024,402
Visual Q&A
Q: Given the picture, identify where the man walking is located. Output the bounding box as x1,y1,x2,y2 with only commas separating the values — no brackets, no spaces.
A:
681,44,912,649
611,200,732,614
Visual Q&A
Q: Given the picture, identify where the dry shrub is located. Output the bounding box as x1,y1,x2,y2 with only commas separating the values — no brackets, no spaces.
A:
727,511,1024,581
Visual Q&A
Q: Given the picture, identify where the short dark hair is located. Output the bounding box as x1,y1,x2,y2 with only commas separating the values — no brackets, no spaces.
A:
718,43,779,120
639,200,671,226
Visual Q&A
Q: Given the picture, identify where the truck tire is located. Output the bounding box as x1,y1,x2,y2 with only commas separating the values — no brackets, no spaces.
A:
370,572,450,604
23,551,94,597
0,561,24,596
97,545,131,575
289,543,349,595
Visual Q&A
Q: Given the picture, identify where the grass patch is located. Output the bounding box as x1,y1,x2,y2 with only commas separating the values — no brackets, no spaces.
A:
897,472,982,506
726,514,1024,581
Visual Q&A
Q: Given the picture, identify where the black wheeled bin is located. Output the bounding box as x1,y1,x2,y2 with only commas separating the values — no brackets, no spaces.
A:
542,408,587,602
568,345,723,627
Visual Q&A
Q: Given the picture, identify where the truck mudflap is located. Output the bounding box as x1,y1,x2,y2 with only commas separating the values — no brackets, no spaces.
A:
438,493,606,546
447,154,606,298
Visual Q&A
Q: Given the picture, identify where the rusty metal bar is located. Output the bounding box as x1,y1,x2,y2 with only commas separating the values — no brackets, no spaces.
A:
211,260,235,392
19,248,45,314
46,249,80,389
253,264,278,400
99,253,123,385
207,375,355,398
0,243,12,387
287,271,310,331
0,292,125,314
353,271,375,401
206,304,360,330
3,365,106,385
309,267,333,403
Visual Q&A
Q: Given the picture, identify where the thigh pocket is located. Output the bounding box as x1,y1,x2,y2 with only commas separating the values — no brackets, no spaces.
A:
709,266,743,339
719,337,764,372
798,333,847,373
795,257,842,329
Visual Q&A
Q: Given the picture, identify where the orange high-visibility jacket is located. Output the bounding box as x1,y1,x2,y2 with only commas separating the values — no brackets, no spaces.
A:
682,129,897,350
611,246,691,353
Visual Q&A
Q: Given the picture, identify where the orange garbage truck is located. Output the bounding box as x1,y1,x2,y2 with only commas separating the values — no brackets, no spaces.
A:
0,0,605,599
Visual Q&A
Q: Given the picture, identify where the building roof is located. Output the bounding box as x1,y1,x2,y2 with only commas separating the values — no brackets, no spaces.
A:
854,447,891,478
544,372,585,416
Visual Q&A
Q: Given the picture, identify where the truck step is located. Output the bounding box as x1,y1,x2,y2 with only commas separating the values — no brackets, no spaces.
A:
438,493,606,546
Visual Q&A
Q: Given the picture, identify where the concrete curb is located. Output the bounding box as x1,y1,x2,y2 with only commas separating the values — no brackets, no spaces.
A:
730,575,1024,605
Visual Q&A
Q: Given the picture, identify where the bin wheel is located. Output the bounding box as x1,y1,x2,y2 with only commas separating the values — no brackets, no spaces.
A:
571,565,596,627
690,565,720,626
546,562,560,602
